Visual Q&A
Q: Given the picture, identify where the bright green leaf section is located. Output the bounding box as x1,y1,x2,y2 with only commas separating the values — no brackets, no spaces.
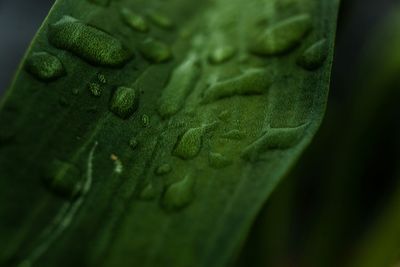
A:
0,0,339,266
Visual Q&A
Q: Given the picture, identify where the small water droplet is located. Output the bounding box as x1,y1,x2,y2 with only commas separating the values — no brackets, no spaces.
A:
72,88,80,95
110,86,139,119
43,160,82,199
209,152,232,169
162,175,195,211
48,16,132,66
97,73,107,84
140,183,157,200
208,45,236,64
147,11,173,30
158,54,200,118
110,154,123,174
139,38,172,63
141,114,150,127
120,8,149,32
202,69,273,103
173,127,205,160
88,82,102,97
250,14,312,56
155,163,172,175
241,124,308,161
297,38,328,70
25,52,65,81
221,129,245,140
129,137,138,150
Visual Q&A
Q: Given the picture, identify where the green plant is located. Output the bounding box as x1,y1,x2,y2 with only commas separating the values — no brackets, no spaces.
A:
2,0,399,267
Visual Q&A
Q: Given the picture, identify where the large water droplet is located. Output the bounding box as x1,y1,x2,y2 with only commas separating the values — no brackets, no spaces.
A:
147,11,174,30
297,38,328,70
141,114,150,127
209,152,232,169
208,45,236,65
250,14,312,56
173,127,205,160
25,52,65,81
43,160,82,199
202,69,273,103
139,38,172,63
158,54,200,118
120,8,149,32
48,16,132,67
241,124,308,161
110,86,140,119
162,175,195,211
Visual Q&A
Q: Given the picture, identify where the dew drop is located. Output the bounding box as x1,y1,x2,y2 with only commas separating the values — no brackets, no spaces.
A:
208,45,236,65
139,38,172,63
48,16,132,67
241,124,308,161
88,82,102,97
140,183,157,200
173,127,205,160
209,152,232,169
120,8,149,32
97,73,107,84
202,68,273,103
162,175,195,211
147,11,173,30
25,52,65,81
129,137,138,150
110,86,139,119
155,163,172,175
250,14,312,56
221,129,245,140
158,54,200,118
297,38,328,70
43,160,82,199
141,114,150,127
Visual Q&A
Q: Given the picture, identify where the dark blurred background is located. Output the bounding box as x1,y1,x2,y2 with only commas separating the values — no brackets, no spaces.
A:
0,0,53,94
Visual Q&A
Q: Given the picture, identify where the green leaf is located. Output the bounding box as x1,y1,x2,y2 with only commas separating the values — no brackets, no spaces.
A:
0,0,339,266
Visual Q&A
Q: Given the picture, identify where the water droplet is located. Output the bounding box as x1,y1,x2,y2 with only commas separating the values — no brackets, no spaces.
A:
141,114,150,127
162,175,195,211
155,163,172,175
202,69,273,103
110,154,123,174
25,52,65,81
43,160,82,199
241,124,308,161
48,16,132,67
97,73,107,84
173,127,205,159
72,88,80,95
250,14,312,56
158,54,200,118
147,11,173,30
129,137,138,150
88,0,110,6
221,129,245,140
139,38,172,63
140,183,157,200
208,45,236,64
297,38,328,70
209,152,232,169
110,86,139,119
120,8,149,32
88,82,102,97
